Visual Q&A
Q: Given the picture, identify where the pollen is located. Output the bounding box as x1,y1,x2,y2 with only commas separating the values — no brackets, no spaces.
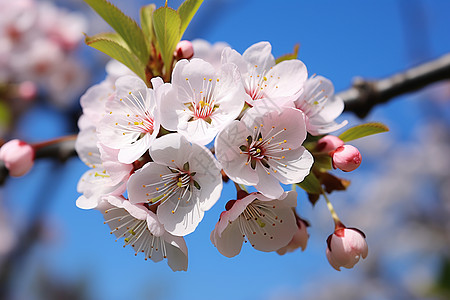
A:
263,76,267,81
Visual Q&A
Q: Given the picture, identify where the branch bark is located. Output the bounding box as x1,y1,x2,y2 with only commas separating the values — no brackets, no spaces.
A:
339,53,450,118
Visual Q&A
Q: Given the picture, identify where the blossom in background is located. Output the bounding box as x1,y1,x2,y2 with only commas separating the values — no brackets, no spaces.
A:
326,227,368,271
127,133,222,236
160,58,245,145
215,105,313,198
100,195,188,271
211,191,298,257
222,41,307,107
98,76,166,164
191,39,229,70
293,75,347,135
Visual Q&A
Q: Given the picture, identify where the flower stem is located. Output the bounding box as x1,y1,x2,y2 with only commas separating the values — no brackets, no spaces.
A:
322,191,344,229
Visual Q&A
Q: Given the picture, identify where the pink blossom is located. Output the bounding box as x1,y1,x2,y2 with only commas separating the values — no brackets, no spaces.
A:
326,227,368,271
332,145,362,172
211,191,298,257
0,139,34,177
316,135,344,153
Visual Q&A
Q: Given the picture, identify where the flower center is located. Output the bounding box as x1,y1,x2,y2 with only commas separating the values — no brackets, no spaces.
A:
184,77,220,124
141,162,201,214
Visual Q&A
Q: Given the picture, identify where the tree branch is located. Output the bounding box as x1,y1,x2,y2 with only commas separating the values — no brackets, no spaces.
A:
339,53,450,118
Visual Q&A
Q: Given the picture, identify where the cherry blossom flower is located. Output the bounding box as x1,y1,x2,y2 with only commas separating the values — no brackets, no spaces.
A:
210,191,298,257
326,227,368,271
160,58,245,145
127,133,222,236
98,76,166,164
293,75,347,135
75,129,132,210
0,139,34,177
222,41,307,107
215,105,313,198
100,195,188,271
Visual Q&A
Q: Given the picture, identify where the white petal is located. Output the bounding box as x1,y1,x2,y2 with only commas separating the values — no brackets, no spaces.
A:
242,41,275,71
211,220,244,258
117,133,151,164
264,59,307,98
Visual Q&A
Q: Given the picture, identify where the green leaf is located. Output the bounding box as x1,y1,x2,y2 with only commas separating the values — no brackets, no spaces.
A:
152,6,181,76
178,0,203,37
338,122,389,142
84,0,149,64
140,4,156,47
275,44,300,64
85,33,146,81
296,172,322,194
314,155,333,170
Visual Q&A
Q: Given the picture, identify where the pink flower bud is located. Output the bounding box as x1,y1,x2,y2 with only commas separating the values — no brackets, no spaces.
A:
316,135,344,153
18,81,37,101
174,40,194,60
0,139,35,177
331,145,361,172
277,217,309,255
326,227,368,271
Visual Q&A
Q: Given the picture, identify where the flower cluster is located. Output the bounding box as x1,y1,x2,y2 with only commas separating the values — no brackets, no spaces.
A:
0,0,87,107
74,38,373,272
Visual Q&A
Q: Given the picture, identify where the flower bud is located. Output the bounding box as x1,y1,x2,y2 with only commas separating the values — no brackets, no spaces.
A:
0,139,35,177
277,217,309,255
326,227,368,271
18,81,37,101
174,40,194,60
316,135,344,153
331,145,361,172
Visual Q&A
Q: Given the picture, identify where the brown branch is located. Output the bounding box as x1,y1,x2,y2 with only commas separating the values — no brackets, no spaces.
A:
339,53,450,118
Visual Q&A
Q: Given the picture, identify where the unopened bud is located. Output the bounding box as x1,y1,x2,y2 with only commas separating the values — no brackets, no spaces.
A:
326,227,368,271
0,139,35,177
174,40,194,60
331,145,361,172
316,135,344,153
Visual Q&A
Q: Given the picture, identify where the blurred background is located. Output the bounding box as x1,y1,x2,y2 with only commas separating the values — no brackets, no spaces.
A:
0,0,449,299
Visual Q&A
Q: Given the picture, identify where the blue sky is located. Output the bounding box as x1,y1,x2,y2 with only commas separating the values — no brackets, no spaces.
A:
3,0,450,299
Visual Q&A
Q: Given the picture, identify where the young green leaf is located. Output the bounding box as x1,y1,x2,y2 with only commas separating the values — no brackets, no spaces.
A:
296,172,322,195
152,6,181,77
84,0,149,64
178,0,204,37
275,44,300,64
338,122,389,142
85,33,146,81
140,4,156,48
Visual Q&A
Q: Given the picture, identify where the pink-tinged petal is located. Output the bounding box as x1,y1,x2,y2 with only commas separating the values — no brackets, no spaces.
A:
215,121,259,186
98,143,132,185
163,232,189,271
75,127,101,167
242,41,275,71
149,134,192,168
117,133,151,164
127,162,169,204
254,164,284,198
114,75,148,100
221,47,249,76
216,194,257,235
307,119,348,136
211,220,244,258
76,195,97,210
245,198,297,252
157,194,203,236
271,146,314,184
264,59,307,98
